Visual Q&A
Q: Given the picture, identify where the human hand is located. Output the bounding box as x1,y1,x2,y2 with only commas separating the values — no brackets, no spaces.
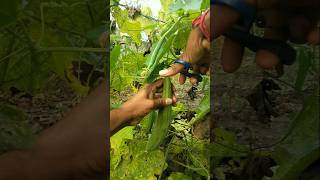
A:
160,0,319,85
119,79,177,125
218,0,320,73
159,10,211,86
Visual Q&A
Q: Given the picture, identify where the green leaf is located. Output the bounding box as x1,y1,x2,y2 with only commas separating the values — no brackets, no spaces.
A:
188,139,210,177
209,128,249,168
111,126,134,169
0,51,51,94
169,0,202,12
111,139,167,179
173,23,192,49
196,90,210,113
0,104,35,153
189,91,210,125
160,0,175,12
112,7,142,45
271,93,320,180
200,0,210,9
110,45,120,71
111,126,134,149
111,51,145,91
167,172,193,180
0,0,19,28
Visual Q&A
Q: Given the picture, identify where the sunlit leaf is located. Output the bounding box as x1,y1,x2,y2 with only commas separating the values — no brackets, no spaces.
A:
112,7,142,45
110,45,120,71
111,139,167,179
167,172,193,180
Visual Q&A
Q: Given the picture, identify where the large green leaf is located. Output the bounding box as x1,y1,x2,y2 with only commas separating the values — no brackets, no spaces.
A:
271,93,320,180
1,51,51,94
110,126,134,170
0,0,19,28
112,7,142,45
111,51,145,91
111,139,167,179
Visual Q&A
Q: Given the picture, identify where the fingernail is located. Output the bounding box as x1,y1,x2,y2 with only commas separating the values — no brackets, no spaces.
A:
165,98,172,105
159,69,169,76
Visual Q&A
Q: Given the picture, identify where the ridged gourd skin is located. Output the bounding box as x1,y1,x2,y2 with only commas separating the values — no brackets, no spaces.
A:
146,77,172,151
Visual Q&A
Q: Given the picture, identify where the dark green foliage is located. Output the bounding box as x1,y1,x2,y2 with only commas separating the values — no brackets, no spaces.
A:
0,105,35,153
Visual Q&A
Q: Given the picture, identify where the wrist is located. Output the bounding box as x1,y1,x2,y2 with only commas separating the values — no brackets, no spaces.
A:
113,107,132,126
192,10,210,41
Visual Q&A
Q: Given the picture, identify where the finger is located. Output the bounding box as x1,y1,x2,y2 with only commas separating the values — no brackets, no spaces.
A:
153,98,173,109
149,79,164,94
255,50,280,69
154,94,162,99
145,78,163,91
146,79,164,98
199,66,209,75
171,83,177,95
221,37,244,73
179,74,186,85
190,66,200,85
256,10,286,69
211,5,240,39
159,63,185,77
308,27,320,45
171,84,177,105
202,39,210,50
172,96,177,106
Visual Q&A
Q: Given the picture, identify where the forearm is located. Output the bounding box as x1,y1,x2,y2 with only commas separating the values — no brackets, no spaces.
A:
0,81,108,180
110,108,131,135
0,151,30,179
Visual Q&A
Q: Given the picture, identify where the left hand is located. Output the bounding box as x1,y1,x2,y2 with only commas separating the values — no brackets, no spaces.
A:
119,79,177,125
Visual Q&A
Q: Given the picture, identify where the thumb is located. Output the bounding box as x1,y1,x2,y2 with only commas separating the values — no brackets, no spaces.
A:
153,98,173,109
202,38,210,50
159,63,185,77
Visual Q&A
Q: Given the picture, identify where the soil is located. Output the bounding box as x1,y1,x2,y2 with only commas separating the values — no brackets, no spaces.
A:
210,39,318,149
0,75,82,134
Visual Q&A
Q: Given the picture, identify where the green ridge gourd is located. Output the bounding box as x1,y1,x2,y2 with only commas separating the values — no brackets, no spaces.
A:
146,77,173,151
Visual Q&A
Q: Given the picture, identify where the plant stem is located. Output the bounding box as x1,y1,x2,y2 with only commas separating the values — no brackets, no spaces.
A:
171,159,203,171
0,48,26,64
188,108,210,126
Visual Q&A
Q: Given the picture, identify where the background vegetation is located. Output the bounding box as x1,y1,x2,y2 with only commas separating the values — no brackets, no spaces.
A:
0,0,107,153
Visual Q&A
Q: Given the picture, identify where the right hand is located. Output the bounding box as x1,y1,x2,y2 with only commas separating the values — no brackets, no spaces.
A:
159,11,211,85
160,0,320,86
